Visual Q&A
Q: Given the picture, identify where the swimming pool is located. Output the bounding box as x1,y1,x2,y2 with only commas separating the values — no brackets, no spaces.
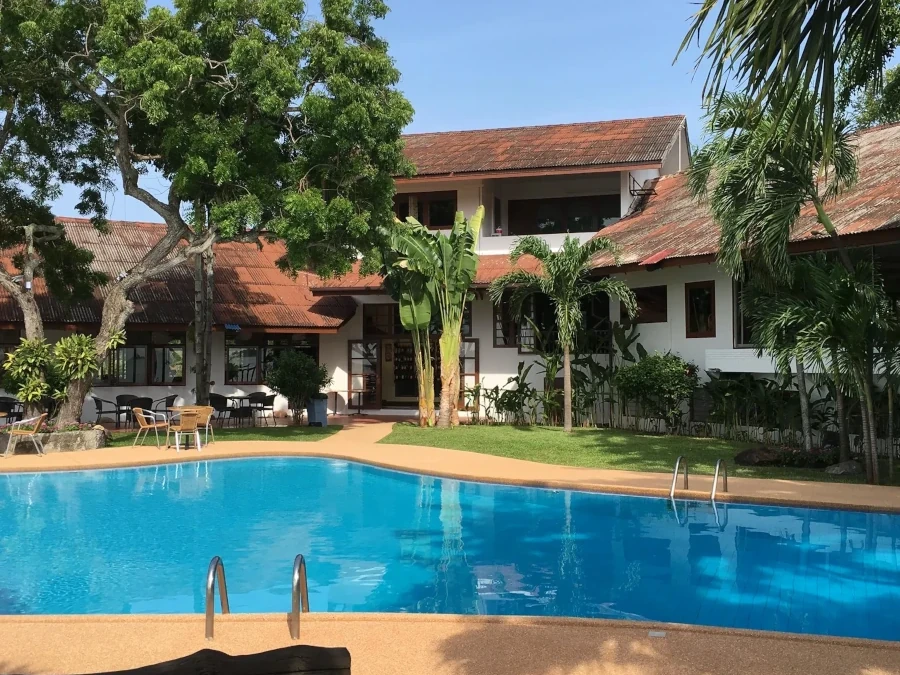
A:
0,458,898,641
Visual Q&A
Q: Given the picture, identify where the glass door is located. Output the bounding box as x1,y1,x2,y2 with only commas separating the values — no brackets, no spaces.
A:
349,341,380,410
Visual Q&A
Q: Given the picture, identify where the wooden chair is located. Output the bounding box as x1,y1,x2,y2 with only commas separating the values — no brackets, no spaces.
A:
3,413,48,457
166,411,202,452
132,407,169,448
179,405,216,444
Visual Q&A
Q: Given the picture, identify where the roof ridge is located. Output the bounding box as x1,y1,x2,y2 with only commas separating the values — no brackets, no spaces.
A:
55,216,168,228
402,114,686,139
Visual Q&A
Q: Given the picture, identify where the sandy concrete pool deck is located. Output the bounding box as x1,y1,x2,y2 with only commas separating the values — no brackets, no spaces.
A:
2,613,900,675
2,419,900,675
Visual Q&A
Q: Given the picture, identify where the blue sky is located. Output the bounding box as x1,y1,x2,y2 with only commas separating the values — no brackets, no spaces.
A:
53,0,707,222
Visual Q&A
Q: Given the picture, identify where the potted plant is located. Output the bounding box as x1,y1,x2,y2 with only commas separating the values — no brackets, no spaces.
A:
265,351,332,426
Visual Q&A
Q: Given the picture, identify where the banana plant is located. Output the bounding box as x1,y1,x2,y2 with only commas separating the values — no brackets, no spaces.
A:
389,206,484,427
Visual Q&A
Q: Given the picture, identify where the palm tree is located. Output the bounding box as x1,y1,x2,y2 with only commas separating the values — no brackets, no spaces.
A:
742,266,816,452
769,253,897,484
389,207,483,428
382,256,436,427
489,236,636,433
688,91,858,282
679,0,896,158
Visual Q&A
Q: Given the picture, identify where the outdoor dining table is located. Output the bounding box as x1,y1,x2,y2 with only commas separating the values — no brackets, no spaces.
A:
166,407,204,451
225,395,255,427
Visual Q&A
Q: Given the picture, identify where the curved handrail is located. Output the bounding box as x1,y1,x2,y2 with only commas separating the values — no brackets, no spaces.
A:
670,455,688,498
205,556,230,640
290,553,310,640
711,459,728,501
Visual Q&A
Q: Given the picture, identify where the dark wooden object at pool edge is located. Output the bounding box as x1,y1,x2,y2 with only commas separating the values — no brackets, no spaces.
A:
81,646,351,675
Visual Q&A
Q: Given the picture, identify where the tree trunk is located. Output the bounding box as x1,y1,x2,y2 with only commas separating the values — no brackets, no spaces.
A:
859,386,874,484
56,285,134,426
563,343,572,433
836,385,851,463
411,328,434,427
796,359,812,452
437,331,460,428
193,247,214,405
889,386,895,482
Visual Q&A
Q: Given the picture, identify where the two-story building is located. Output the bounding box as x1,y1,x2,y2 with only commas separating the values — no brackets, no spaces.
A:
6,114,900,421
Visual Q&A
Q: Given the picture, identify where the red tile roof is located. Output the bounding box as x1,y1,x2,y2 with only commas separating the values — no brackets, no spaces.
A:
401,115,686,178
592,122,900,271
310,255,541,295
0,219,356,330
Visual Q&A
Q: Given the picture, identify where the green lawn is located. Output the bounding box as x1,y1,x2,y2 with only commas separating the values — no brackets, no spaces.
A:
107,424,341,447
380,423,883,484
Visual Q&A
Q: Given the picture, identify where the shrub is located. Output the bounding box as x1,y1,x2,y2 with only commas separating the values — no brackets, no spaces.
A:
265,351,332,419
614,353,699,431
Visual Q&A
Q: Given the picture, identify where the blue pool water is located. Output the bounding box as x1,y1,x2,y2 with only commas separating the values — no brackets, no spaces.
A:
0,458,898,640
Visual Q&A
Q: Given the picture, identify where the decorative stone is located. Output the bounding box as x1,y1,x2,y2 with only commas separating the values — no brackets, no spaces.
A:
734,446,780,466
5,429,109,455
825,460,863,475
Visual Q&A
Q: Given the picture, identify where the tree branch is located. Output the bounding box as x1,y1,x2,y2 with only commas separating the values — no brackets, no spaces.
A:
0,98,16,155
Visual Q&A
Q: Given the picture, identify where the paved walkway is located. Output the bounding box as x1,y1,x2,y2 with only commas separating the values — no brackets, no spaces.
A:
2,418,899,512
1,613,898,675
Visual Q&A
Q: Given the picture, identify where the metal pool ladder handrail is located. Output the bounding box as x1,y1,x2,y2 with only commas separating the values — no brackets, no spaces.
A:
290,553,310,640
205,556,230,640
711,459,728,502
670,455,688,498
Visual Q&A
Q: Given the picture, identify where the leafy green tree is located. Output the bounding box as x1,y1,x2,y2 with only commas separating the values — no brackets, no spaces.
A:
265,350,332,422
489,236,637,433
680,0,900,157
389,207,484,428
1,6,111,341
850,63,900,127
688,91,858,280
2,0,412,423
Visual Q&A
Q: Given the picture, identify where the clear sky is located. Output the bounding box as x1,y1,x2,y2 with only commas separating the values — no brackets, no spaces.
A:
52,0,708,222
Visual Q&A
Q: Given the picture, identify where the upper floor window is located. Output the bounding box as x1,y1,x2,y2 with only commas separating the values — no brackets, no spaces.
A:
393,191,458,228
225,334,319,385
507,195,619,236
733,280,755,348
95,331,185,386
685,281,716,338
621,285,667,325
364,303,471,338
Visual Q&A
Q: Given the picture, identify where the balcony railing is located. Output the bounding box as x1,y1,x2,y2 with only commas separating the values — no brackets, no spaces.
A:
478,231,597,254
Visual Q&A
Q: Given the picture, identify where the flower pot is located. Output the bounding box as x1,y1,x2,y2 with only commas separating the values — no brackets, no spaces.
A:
306,397,328,427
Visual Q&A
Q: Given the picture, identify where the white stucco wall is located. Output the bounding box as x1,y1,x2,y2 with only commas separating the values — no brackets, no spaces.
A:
610,263,778,376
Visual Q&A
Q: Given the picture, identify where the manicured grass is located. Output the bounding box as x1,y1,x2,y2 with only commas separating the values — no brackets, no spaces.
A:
107,424,341,447
380,423,882,484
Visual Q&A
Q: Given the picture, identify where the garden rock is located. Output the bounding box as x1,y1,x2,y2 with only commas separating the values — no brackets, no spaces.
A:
734,447,780,466
825,460,863,475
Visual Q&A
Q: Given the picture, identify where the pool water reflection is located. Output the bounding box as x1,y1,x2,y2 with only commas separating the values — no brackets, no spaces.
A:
0,458,898,640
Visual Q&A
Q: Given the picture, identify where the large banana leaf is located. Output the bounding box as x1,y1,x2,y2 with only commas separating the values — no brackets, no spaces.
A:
398,274,434,331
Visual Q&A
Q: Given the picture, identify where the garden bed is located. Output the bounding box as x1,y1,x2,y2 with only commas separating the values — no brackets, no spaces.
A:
4,427,108,455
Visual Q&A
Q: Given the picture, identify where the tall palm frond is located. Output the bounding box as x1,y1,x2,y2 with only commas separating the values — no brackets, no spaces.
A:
689,91,859,280
679,0,894,158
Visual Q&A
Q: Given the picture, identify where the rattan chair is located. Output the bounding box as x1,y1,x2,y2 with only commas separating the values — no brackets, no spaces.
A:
166,410,202,452
3,413,48,457
132,407,168,448
179,405,216,443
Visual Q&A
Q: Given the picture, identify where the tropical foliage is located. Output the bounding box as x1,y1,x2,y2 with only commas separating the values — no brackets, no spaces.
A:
489,235,637,432
687,91,858,280
614,354,699,433
387,206,484,428
265,351,332,421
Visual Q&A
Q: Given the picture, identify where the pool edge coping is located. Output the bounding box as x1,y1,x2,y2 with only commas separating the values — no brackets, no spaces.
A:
1,442,898,514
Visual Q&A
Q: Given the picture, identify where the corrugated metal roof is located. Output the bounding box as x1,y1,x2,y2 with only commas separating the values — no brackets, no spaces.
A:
401,115,686,177
0,220,356,329
592,122,900,270
310,254,542,294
